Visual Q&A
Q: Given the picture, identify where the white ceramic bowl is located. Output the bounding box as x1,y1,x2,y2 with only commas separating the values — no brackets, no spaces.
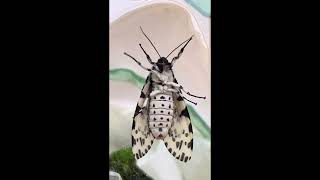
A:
109,1,211,180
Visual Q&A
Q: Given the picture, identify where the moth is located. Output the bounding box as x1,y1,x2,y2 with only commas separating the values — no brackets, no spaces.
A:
124,27,205,162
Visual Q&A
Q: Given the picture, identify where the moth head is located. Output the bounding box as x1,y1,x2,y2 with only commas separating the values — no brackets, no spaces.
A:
155,57,171,73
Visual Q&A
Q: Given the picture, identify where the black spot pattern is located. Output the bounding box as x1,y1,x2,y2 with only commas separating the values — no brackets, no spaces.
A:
184,156,188,162
136,154,139,159
176,142,179,148
173,152,176,157
160,96,165,99
179,140,183,150
188,123,193,133
169,148,172,153
169,105,171,108
140,92,146,98
180,153,185,161
188,139,193,150
180,107,190,118
160,117,163,120
167,118,169,121
134,105,142,118
165,142,168,147
162,104,164,107
153,104,155,107
159,123,163,126
132,120,135,129
135,130,138,134
148,145,151,149
138,149,142,158
145,149,148,153
159,128,162,132
177,96,183,101
132,136,136,145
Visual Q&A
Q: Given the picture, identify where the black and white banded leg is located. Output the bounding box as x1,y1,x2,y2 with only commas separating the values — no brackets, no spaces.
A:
167,89,198,105
165,82,206,99
124,52,152,71
124,52,161,76
181,89,206,99
150,90,162,97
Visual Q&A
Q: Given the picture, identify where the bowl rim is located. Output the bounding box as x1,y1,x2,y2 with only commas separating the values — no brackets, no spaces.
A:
110,0,208,48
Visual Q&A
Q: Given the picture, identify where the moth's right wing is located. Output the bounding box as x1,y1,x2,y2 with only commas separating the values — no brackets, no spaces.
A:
163,77,193,162
132,75,155,160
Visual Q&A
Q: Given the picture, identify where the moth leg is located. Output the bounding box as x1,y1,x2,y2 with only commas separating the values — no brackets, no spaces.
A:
168,89,198,105
165,82,206,99
167,88,179,93
171,36,193,66
150,90,161,97
139,44,154,65
180,89,206,99
124,52,152,72
165,82,180,88
182,96,198,105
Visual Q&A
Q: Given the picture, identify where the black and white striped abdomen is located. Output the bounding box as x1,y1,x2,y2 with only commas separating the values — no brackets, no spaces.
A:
148,93,174,139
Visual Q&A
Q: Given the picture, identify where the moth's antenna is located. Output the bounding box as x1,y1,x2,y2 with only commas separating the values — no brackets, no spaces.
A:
166,35,193,58
140,26,161,58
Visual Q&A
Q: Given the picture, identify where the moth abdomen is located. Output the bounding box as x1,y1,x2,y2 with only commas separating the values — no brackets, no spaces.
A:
148,92,174,139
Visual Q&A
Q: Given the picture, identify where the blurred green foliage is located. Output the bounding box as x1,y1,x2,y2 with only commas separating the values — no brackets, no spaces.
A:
109,147,153,180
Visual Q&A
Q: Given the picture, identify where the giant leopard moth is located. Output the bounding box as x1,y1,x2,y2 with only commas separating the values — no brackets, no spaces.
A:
124,27,206,162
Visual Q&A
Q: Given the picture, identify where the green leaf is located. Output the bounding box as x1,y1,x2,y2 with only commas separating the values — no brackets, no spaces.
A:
109,147,153,180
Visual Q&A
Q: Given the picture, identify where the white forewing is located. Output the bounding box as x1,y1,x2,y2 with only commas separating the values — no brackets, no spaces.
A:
163,92,193,162
132,76,155,160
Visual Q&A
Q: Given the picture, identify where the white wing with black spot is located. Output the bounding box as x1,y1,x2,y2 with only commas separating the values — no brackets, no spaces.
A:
164,92,193,162
132,75,155,160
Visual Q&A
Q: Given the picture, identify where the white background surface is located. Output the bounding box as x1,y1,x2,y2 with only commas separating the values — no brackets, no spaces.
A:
109,0,210,47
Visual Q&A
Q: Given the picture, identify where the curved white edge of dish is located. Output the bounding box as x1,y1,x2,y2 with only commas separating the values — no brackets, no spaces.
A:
110,0,209,49
109,171,123,180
